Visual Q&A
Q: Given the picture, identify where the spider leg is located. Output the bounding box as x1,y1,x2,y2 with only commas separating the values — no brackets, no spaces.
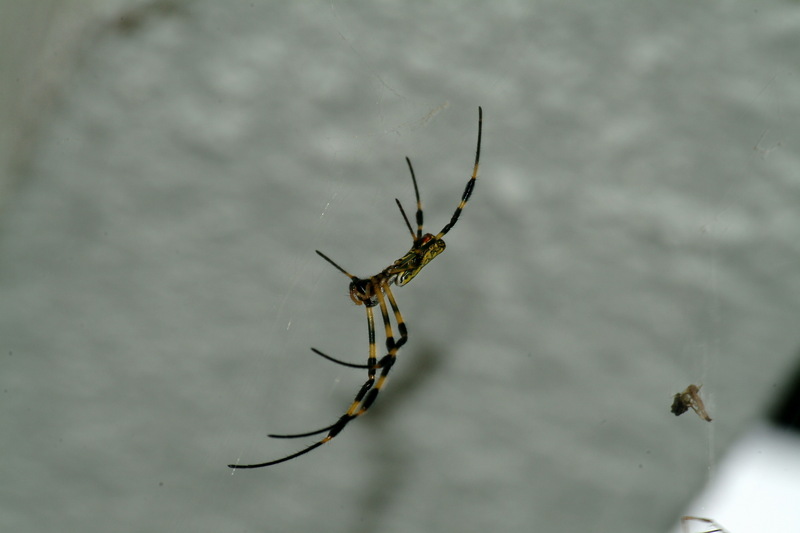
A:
308,292,380,369
395,199,416,241
229,414,352,468
229,295,383,468
269,303,379,438
383,283,408,351
229,385,369,468
404,157,424,241
269,423,337,439
433,106,482,240
316,250,356,280
310,347,371,369
229,285,405,468
228,441,327,469
353,283,400,415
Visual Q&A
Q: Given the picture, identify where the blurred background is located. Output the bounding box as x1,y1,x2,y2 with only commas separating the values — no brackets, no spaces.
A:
2,2,800,532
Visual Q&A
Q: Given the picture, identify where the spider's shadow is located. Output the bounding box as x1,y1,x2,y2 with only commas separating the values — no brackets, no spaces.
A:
350,342,445,533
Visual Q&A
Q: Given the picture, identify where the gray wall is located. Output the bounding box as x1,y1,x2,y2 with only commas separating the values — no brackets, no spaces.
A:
2,1,800,532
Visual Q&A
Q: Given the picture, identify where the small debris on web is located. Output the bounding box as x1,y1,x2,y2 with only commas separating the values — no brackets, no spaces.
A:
671,384,712,422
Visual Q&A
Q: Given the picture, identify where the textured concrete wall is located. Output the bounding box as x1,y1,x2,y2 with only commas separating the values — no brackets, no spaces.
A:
2,2,800,532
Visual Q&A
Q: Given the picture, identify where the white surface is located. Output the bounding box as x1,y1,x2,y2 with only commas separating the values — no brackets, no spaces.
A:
674,424,800,533
2,2,800,532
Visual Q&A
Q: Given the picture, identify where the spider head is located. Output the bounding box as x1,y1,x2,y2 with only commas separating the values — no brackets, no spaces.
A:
348,277,378,307
395,235,446,286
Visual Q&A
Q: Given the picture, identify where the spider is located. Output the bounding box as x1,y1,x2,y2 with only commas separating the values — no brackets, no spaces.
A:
671,384,712,422
680,515,728,533
229,107,483,469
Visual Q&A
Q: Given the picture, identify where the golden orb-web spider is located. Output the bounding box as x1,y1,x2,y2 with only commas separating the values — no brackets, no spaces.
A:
228,107,482,469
